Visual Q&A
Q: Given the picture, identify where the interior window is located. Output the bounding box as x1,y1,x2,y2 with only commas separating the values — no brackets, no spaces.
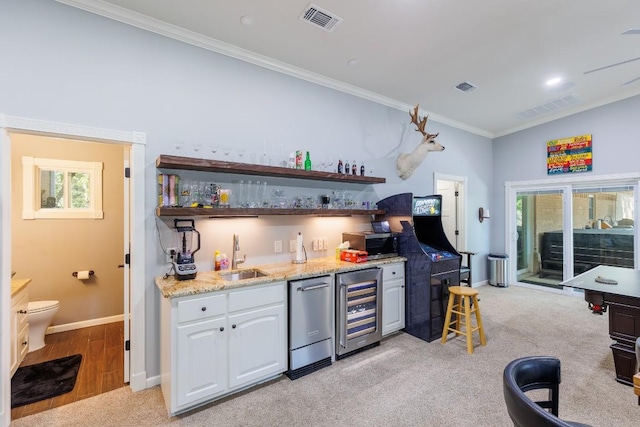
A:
23,157,103,219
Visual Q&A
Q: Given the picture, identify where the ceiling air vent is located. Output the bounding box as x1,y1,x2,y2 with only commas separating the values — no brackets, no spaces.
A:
516,94,582,120
300,3,342,32
454,81,477,93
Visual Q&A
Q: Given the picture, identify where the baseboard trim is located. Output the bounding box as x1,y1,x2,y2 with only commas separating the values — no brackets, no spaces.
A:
145,374,161,389
46,314,124,334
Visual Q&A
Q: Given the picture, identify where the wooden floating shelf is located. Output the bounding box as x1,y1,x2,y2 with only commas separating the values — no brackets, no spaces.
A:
156,155,386,184
156,207,385,217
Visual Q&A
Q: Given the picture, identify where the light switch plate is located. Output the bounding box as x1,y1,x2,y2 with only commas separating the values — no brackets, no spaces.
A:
274,240,282,253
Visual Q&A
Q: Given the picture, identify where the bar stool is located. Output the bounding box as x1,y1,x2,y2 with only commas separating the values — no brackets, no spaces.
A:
441,286,486,354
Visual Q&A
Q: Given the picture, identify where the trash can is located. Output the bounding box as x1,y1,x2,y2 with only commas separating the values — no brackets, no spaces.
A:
488,253,509,287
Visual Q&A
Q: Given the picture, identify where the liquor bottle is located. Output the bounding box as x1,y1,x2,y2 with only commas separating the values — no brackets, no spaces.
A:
352,161,357,175
344,160,350,175
304,151,312,170
337,159,343,174
295,150,303,169
360,162,365,176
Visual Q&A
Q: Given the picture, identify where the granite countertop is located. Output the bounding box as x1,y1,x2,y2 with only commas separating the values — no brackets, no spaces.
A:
155,256,406,298
11,278,31,297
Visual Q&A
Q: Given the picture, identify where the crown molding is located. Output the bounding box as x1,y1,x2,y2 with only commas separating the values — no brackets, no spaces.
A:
56,0,494,139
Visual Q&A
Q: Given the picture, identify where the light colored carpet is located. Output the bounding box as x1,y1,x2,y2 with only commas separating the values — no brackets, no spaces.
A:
12,285,640,426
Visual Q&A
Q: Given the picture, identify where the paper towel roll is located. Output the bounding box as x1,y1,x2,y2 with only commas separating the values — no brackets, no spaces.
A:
76,270,91,280
295,233,304,261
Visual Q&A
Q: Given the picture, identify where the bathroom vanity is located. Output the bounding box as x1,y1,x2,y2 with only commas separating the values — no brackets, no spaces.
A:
10,278,30,377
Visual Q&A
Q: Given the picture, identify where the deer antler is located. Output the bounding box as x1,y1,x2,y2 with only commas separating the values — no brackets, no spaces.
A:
409,104,439,139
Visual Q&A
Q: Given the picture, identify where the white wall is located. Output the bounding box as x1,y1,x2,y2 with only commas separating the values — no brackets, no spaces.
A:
492,95,640,253
1,0,493,381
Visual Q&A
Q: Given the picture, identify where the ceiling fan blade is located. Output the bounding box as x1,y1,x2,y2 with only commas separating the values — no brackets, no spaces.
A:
621,76,640,86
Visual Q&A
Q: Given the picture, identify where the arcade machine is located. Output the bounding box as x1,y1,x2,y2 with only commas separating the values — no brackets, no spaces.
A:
377,193,461,342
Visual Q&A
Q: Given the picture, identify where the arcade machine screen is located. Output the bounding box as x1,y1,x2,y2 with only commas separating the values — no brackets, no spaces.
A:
412,195,457,261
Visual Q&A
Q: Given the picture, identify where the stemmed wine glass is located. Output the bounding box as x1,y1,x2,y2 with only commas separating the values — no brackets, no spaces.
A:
209,144,220,160
173,139,184,155
327,157,335,173
223,146,233,162
191,142,202,157
236,148,246,163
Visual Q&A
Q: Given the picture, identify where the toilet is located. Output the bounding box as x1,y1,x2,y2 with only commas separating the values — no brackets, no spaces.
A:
27,300,60,352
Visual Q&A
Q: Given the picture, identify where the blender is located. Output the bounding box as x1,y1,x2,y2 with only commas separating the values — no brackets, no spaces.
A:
173,219,201,280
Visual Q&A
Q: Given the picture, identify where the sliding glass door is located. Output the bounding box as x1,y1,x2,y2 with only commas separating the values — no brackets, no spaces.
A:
571,187,635,274
509,179,637,291
516,190,565,289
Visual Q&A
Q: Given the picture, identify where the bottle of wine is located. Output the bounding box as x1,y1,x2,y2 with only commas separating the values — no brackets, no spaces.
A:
304,151,312,170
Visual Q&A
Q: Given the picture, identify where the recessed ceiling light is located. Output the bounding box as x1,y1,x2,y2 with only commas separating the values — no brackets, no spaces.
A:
545,77,562,87
240,15,255,26
347,58,358,66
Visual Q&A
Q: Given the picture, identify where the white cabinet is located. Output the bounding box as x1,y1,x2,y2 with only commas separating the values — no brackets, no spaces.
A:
10,287,29,377
228,304,286,389
161,282,286,416
382,262,405,337
175,315,227,407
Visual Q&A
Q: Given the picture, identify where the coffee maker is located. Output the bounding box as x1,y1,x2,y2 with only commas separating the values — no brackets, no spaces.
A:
173,219,200,280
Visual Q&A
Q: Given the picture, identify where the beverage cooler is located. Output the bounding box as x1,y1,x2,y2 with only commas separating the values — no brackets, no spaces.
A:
335,268,383,359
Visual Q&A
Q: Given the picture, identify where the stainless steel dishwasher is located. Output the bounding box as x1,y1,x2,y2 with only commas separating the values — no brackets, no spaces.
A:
287,275,333,380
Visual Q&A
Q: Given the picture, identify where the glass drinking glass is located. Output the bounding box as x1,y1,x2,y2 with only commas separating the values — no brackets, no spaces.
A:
179,179,191,207
223,146,233,162
191,142,202,157
173,139,184,155
236,148,246,163
209,144,220,160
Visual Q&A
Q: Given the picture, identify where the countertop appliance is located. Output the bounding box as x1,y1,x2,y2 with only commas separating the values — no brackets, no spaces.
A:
173,219,200,281
287,275,333,379
342,231,398,260
336,267,382,359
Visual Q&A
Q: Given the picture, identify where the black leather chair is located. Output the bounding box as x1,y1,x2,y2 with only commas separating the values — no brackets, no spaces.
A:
503,356,592,427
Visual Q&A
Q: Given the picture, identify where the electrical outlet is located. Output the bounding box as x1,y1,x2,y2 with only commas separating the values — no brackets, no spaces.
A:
166,247,177,263
290,240,297,252
321,237,328,250
312,239,319,251
274,240,283,253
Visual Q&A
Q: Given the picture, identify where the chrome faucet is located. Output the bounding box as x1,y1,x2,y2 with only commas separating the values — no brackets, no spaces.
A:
231,233,246,270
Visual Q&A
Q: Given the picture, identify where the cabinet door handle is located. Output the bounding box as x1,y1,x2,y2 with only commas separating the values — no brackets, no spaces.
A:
17,309,27,314
232,324,237,329
201,307,207,312
219,327,224,332
392,271,396,275
22,341,28,346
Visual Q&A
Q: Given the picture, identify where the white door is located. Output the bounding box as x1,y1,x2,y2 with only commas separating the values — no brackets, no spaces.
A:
123,154,131,382
436,176,467,251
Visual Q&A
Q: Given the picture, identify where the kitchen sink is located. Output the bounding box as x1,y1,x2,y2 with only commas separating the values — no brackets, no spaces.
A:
219,269,268,281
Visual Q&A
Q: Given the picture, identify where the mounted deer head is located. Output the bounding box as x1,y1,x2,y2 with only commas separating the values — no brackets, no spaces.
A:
396,104,445,180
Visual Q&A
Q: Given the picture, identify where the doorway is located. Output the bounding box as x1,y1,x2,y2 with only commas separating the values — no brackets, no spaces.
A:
435,174,467,252
9,133,126,419
1,115,147,426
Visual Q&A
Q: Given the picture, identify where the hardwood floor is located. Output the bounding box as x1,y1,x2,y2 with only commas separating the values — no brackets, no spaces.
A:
11,321,126,420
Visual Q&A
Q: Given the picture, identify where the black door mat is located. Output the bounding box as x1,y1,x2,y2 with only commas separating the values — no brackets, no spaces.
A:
11,354,82,408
